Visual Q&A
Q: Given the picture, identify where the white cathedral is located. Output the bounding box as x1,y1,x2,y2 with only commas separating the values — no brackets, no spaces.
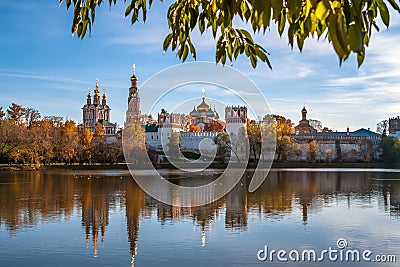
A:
124,67,249,155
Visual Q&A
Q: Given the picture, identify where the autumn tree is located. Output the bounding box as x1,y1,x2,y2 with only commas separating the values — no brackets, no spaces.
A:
92,122,106,161
259,117,277,161
264,114,295,162
123,123,146,164
30,119,54,165
80,127,94,163
25,108,41,129
1,104,123,165
379,136,400,166
204,120,225,132
291,142,303,161
214,132,230,163
247,120,261,161
43,116,64,127
325,148,334,162
306,140,319,162
99,139,123,164
60,0,398,68
322,127,333,133
59,120,79,164
189,124,201,132
0,107,5,120
236,126,249,160
7,103,26,125
0,119,26,161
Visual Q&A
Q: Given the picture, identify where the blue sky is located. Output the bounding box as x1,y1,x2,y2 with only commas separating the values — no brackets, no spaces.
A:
0,0,399,131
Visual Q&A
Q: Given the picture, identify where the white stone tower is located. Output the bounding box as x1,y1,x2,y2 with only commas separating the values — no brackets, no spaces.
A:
225,106,248,160
225,106,247,135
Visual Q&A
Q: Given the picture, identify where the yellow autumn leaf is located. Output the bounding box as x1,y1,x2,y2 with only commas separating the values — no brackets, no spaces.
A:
315,1,329,21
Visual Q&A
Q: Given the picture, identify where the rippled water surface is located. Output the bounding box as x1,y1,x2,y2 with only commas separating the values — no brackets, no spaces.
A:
0,169,399,267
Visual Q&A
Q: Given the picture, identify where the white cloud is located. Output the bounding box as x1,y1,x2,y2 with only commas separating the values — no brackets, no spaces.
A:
297,67,314,78
0,70,90,88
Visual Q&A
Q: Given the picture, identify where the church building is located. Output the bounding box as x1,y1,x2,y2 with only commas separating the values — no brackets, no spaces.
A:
294,106,317,134
189,89,220,130
79,78,117,136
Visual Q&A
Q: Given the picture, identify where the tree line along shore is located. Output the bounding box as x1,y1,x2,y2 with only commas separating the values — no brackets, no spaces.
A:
1,103,399,170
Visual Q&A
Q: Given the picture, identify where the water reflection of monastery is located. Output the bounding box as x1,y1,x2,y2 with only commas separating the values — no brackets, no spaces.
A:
1,172,400,265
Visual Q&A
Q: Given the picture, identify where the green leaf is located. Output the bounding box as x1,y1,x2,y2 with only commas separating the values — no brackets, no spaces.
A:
131,12,138,24
347,24,362,52
227,42,233,61
163,33,173,51
182,44,189,61
376,0,390,27
357,50,365,68
199,14,206,33
240,29,253,42
262,1,271,30
297,36,304,51
257,48,272,69
388,0,400,12
278,12,285,36
250,55,257,68
188,41,196,59
271,0,283,20
221,53,226,65
328,14,348,60
125,3,133,17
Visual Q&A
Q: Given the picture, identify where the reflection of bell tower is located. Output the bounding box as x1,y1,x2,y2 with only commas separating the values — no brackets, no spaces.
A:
126,64,141,126
126,180,145,267
225,178,248,230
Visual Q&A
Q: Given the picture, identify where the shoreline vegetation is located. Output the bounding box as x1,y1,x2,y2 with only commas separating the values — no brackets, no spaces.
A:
1,103,399,171
0,162,396,172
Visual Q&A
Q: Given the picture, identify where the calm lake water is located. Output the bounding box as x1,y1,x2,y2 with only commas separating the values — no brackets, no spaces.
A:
0,169,399,267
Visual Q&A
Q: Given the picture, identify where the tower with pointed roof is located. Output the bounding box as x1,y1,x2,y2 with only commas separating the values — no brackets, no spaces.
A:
294,106,316,134
126,64,142,126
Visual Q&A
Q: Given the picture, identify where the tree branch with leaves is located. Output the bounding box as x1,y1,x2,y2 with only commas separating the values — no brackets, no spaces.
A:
60,0,399,68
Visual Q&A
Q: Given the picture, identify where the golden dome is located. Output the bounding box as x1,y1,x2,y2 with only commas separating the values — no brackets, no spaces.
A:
197,97,211,112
